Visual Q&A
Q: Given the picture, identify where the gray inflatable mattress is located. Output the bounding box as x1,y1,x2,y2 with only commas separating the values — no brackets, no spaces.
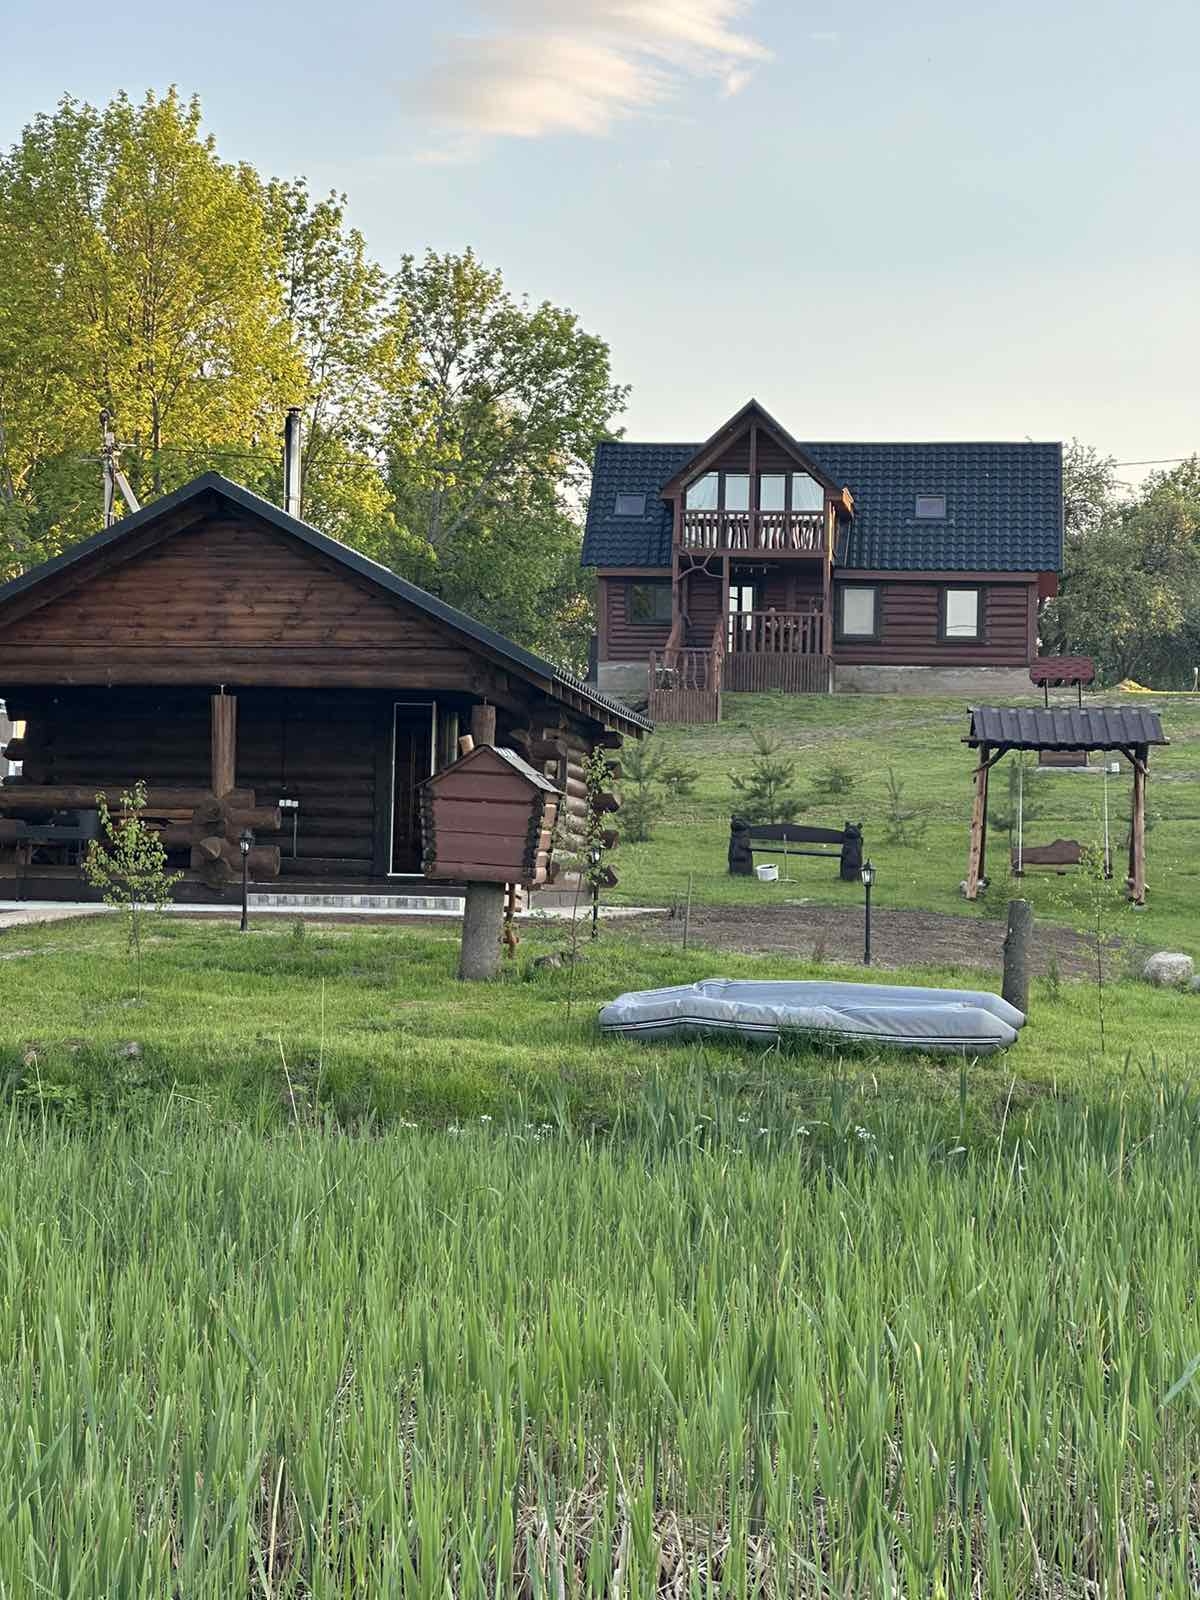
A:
598,978,1025,1053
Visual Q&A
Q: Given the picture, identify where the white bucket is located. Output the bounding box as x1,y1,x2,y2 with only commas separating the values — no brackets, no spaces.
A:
755,863,779,883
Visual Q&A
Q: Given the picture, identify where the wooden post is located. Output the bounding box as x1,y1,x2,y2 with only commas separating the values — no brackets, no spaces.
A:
748,423,758,549
965,744,992,899
1128,748,1147,905
210,692,237,798
458,882,506,980
470,703,496,748
1002,899,1033,1016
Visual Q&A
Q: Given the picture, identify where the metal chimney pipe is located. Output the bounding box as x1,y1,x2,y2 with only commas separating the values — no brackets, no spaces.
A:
282,407,303,518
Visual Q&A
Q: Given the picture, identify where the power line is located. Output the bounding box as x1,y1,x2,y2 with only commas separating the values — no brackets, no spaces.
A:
1113,456,1193,468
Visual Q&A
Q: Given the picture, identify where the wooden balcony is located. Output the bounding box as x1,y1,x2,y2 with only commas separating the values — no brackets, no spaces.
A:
679,509,826,556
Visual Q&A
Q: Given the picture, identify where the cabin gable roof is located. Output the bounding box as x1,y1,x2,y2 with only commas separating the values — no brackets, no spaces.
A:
0,473,650,732
658,399,846,499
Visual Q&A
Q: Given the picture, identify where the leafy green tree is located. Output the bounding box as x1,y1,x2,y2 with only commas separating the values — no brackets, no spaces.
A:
263,180,421,554
384,249,627,669
1046,457,1200,685
0,90,302,572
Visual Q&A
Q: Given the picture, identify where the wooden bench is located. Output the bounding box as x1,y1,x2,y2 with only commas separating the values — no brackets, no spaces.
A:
729,818,864,881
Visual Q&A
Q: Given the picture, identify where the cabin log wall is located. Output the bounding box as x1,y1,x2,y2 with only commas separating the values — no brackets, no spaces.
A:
832,577,1036,666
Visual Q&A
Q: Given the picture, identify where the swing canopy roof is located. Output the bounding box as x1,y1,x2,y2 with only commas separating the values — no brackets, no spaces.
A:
965,705,1168,753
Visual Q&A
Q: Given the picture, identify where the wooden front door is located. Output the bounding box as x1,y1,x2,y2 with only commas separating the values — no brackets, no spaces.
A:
390,704,436,874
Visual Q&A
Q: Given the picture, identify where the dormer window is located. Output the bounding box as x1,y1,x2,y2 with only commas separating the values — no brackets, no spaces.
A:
614,493,646,517
915,494,946,520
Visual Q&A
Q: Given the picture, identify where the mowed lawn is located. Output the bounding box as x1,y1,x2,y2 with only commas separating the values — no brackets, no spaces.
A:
611,690,1200,953
2,914,1197,1133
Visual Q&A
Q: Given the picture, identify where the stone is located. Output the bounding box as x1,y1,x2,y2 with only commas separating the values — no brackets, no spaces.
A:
1191,976,1200,994
115,1040,143,1059
1143,952,1195,988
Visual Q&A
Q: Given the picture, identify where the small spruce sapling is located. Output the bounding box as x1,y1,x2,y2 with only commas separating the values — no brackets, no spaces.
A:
729,733,801,824
988,753,1046,854
621,744,666,843
659,756,700,803
810,758,857,801
882,766,927,846
83,781,183,998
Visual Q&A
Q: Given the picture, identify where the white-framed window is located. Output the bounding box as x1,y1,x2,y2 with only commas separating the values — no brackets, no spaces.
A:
837,585,879,640
941,587,982,641
792,474,824,512
685,472,719,510
759,474,786,511
723,473,750,512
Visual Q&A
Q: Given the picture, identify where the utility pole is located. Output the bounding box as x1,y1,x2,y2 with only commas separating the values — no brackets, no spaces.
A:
100,411,141,527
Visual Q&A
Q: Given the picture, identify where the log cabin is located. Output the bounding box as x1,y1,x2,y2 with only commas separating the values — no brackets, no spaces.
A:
0,471,648,903
584,400,1064,719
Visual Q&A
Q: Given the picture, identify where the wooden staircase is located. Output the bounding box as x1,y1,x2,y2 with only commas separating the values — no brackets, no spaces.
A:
648,620,724,724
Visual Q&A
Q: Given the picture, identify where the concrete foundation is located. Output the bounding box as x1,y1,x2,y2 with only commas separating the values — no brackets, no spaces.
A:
595,662,650,705
832,664,1034,697
596,657,1034,704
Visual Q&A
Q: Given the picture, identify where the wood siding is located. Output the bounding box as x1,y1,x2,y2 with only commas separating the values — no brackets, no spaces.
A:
600,577,672,662
0,516,485,690
832,578,1036,666
682,572,723,647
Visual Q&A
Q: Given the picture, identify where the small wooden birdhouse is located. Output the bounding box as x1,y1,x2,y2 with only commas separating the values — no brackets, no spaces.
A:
420,745,560,887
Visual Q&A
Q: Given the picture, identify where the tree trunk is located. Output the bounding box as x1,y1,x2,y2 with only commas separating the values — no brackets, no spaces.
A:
458,882,505,981
1001,899,1033,1017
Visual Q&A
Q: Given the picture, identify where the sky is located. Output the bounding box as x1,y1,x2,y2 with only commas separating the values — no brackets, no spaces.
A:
2,0,1197,479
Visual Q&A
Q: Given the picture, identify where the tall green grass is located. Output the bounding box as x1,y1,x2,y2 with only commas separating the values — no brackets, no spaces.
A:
5,1077,1200,1596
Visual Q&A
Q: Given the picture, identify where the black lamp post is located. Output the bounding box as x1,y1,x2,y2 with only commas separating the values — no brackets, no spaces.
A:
239,828,254,932
860,858,875,966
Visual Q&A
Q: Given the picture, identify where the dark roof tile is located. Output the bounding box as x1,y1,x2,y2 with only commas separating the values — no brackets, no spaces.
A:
582,440,1063,573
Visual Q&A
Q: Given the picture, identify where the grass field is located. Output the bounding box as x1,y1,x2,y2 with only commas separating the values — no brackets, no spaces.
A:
2,915,1198,1132
2,691,1198,1596
8,1086,1200,1594
611,691,1200,953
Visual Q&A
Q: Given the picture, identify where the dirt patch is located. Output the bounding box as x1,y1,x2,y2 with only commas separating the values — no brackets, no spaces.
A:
629,902,1110,978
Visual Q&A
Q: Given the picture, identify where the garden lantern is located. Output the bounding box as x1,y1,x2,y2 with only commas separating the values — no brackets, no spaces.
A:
860,858,875,966
239,828,254,932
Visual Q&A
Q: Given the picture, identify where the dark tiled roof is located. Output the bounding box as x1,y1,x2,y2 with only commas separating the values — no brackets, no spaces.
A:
0,472,652,735
582,440,1063,574
966,706,1168,751
582,443,692,567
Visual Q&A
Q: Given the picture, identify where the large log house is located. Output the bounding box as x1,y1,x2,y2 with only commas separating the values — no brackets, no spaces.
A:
0,472,648,903
584,400,1064,719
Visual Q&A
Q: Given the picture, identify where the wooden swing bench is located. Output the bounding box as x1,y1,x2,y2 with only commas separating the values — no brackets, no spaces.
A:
1012,838,1083,875
729,818,864,881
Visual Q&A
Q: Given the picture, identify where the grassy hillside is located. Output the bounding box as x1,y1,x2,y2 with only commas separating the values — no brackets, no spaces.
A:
611,691,1200,950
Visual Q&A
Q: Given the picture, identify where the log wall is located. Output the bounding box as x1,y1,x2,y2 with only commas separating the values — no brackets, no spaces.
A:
832,578,1036,667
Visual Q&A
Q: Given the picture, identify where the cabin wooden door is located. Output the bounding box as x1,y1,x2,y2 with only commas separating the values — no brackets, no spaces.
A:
390,704,436,874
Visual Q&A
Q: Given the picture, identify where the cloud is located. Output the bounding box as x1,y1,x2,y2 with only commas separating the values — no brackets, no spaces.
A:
412,0,770,157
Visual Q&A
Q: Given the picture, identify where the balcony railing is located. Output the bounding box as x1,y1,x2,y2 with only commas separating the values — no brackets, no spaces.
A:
728,609,825,657
680,509,825,555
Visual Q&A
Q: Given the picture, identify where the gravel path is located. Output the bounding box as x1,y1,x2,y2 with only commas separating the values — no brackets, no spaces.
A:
628,902,1112,978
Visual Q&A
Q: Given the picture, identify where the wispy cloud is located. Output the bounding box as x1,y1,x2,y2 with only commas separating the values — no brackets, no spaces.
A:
412,0,770,160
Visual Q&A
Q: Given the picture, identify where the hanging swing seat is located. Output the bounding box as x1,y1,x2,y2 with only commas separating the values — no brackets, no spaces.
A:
1012,838,1083,875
